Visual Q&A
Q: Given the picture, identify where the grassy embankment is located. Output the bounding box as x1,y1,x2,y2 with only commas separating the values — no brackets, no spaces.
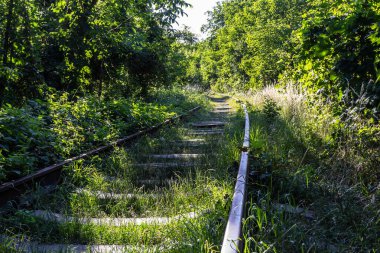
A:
237,85,379,252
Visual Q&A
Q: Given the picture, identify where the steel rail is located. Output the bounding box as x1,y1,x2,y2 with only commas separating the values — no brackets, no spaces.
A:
221,103,250,253
0,106,201,206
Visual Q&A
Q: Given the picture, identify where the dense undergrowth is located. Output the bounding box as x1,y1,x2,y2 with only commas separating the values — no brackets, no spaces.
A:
0,88,207,184
0,0,379,251
188,0,380,180
189,1,380,250
238,86,380,252
0,95,247,252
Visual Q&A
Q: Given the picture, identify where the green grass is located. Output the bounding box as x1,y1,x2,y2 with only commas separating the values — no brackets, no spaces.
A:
0,87,209,184
0,93,247,252
240,87,380,252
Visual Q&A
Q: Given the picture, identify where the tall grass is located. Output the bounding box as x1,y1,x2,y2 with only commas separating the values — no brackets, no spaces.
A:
248,84,335,145
0,94,247,252
239,84,380,252
241,84,379,184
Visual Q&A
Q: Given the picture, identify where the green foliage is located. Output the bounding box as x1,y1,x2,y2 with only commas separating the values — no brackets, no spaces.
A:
0,101,56,182
241,86,379,185
0,0,191,104
0,96,242,251
194,0,306,91
0,88,203,184
47,93,117,157
189,2,380,193
262,97,280,120
240,88,380,252
193,0,380,111
289,0,380,95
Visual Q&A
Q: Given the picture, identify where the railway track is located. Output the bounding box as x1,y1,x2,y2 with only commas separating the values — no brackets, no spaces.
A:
0,95,250,253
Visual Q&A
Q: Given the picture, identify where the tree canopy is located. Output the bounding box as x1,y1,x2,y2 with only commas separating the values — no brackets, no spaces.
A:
190,0,380,110
0,0,190,104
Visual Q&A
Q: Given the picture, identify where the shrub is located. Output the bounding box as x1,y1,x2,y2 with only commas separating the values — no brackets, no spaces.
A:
0,102,56,182
0,89,205,183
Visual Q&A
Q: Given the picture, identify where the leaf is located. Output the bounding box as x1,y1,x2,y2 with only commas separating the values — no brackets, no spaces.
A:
305,61,313,71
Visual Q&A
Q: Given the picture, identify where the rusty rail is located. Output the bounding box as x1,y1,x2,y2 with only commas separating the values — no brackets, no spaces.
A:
0,106,201,206
221,104,250,253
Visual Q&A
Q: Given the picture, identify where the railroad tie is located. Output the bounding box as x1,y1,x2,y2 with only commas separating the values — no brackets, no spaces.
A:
146,154,204,159
190,121,226,128
188,129,224,136
212,109,232,114
213,106,232,110
30,210,203,226
103,177,177,187
0,235,170,253
137,178,177,186
74,189,161,200
169,139,207,147
132,162,196,169
1,95,249,252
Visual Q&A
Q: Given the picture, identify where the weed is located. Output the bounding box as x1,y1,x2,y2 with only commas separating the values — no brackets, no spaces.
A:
262,97,280,121
0,94,246,252
0,88,207,184
239,86,379,252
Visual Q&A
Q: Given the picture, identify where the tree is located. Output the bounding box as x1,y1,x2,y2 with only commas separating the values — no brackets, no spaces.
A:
0,0,191,105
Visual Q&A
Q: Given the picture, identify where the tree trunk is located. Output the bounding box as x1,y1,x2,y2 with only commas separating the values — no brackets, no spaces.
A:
2,0,14,66
1,0,15,104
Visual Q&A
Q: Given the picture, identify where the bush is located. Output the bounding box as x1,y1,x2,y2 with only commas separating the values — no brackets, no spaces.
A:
0,88,205,183
0,101,56,182
244,84,379,184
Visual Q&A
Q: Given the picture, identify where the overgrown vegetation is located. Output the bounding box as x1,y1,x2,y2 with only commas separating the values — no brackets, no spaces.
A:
0,96,246,252
189,0,380,161
183,2,380,249
0,88,206,183
0,0,205,184
0,0,194,104
240,86,380,252
1,0,379,252
193,0,380,96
